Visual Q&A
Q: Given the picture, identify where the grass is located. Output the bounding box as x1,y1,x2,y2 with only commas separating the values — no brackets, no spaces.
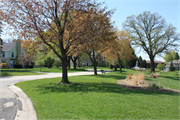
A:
0,72,44,77
80,66,113,70
1,67,87,73
0,67,88,76
15,69,179,119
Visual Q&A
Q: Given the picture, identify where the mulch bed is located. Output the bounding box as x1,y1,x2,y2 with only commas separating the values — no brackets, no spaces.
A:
117,79,180,93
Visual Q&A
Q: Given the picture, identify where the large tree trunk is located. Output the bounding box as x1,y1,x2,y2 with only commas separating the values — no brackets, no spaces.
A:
61,56,70,83
93,61,98,75
150,57,155,73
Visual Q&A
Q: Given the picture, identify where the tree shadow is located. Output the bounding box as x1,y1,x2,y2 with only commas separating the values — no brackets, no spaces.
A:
36,81,179,96
160,76,180,81
1,72,11,76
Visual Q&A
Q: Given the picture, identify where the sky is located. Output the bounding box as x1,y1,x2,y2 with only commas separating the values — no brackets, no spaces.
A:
1,0,180,62
97,0,180,62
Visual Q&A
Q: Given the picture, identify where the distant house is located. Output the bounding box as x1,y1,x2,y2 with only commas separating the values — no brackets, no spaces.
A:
1,42,25,68
165,59,180,71
146,61,165,68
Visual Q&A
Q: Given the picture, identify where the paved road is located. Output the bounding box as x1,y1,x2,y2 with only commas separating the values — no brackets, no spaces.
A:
0,71,103,120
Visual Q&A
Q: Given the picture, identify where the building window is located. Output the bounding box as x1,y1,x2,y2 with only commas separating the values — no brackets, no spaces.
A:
12,52,14,57
2,51,5,57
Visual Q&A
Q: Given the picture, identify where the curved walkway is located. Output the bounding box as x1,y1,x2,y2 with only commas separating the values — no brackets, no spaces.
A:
0,71,105,120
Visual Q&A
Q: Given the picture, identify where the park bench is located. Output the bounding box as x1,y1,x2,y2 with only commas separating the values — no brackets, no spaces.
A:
101,70,105,75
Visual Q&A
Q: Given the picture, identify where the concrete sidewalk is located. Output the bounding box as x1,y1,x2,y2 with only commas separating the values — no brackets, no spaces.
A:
0,71,103,120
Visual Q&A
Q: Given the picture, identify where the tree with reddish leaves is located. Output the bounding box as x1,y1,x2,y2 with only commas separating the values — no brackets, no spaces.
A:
1,0,107,83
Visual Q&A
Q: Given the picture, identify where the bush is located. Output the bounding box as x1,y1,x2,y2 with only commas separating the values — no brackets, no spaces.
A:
157,63,165,71
149,83,163,89
14,65,22,68
44,57,54,68
53,60,62,68
1,63,7,68
150,72,160,78
126,73,144,86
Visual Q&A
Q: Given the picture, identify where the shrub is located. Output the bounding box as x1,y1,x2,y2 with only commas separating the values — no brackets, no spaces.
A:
82,63,86,66
53,60,62,68
126,73,144,86
44,57,54,68
157,63,165,71
126,74,132,81
150,72,160,78
149,83,163,89
1,63,7,68
14,65,23,68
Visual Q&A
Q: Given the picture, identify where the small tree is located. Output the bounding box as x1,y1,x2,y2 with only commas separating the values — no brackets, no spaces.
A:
175,52,179,60
44,57,54,68
157,63,165,71
169,62,175,71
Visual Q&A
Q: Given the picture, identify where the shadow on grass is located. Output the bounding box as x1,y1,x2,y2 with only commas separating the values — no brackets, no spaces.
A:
36,81,179,96
68,69,87,72
160,76,180,81
1,72,11,76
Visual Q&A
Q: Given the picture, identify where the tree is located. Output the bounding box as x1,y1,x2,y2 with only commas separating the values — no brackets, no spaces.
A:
105,30,135,73
122,47,137,69
157,63,165,71
123,11,180,73
175,52,179,60
1,0,104,83
137,56,143,67
164,51,179,63
81,9,116,75
0,21,3,56
169,62,175,71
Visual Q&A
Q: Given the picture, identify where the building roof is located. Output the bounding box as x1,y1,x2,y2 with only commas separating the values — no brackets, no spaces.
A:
146,61,165,64
165,59,180,68
2,43,16,51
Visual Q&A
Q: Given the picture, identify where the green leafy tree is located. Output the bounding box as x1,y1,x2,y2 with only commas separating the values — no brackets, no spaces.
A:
142,60,147,68
175,52,179,60
169,62,175,71
123,11,180,73
137,56,143,67
157,63,165,71
164,51,179,62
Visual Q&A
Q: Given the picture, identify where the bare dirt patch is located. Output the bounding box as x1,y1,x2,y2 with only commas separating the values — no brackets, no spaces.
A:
117,79,180,93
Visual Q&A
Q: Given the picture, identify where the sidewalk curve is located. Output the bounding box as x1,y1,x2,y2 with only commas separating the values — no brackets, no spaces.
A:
4,71,107,120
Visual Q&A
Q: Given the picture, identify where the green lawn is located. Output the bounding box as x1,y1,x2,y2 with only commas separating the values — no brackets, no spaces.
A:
1,67,87,73
0,72,45,77
15,69,179,119
0,67,87,76
80,66,113,70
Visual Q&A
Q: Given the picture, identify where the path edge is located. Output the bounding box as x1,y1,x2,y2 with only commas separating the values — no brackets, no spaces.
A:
8,83,37,120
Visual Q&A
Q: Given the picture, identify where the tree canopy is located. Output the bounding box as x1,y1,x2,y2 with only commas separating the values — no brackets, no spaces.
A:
105,29,135,73
1,0,109,83
123,11,180,73
164,51,179,63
